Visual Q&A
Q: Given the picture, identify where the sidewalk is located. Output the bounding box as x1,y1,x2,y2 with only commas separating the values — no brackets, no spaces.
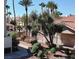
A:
18,41,32,49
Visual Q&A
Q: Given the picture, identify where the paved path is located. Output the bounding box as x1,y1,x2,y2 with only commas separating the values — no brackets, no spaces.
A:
18,41,32,49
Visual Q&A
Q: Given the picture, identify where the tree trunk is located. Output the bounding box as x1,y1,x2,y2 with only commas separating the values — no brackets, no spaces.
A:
38,31,51,47
49,34,53,47
41,7,43,15
51,9,52,15
12,0,16,31
25,7,28,36
4,0,7,37
51,9,54,15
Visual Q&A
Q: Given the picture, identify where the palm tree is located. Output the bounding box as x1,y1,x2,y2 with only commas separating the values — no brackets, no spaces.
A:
30,11,38,38
6,5,10,23
4,0,7,36
7,12,11,23
21,14,27,27
30,11,38,21
8,12,11,16
19,0,32,35
46,1,57,14
12,0,16,31
6,5,10,15
39,2,45,15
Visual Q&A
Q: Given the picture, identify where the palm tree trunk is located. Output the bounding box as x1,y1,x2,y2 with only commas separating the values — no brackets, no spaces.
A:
6,9,8,23
4,0,7,37
51,9,54,14
12,0,16,31
6,9,8,15
51,9,52,14
41,7,43,15
25,7,28,36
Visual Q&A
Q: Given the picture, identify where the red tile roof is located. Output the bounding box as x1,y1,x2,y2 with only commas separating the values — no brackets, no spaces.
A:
54,15,75,31
62,16,75,31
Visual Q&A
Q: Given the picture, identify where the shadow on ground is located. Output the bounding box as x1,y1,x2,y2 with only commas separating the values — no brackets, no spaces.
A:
4,46,32,59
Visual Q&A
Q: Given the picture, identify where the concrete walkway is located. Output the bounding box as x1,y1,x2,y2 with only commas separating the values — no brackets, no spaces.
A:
18,41,32,49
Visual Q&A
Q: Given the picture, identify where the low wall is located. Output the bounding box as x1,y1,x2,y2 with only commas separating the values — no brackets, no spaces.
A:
4,36,12,48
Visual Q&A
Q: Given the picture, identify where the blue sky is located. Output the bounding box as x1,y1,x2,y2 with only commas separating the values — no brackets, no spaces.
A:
7,0,75,16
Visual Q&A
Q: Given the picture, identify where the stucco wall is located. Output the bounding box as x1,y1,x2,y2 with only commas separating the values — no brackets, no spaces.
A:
61,33,75,47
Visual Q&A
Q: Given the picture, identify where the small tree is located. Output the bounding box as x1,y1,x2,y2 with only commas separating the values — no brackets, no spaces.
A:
31,12,64,48
31,14,64,59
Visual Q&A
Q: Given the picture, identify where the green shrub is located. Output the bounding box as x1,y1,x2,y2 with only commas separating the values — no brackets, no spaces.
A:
37,50,43,57
31,45,38,53
33,42,40,46
11,32,19,46
11,32,16,39
50,47,56,53
31,43,40,53
10,32,16,37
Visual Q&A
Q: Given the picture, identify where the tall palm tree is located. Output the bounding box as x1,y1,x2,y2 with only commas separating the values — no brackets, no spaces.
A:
46,1,57,14
30,11,38,21
39,2,45,15
6,5,10,15
19,0,32,35
21,14,27,27
7,12,11,16
6,5,10,23
12,0,16,31
30,11,38,38
4,0,7,36
7,12,11,23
